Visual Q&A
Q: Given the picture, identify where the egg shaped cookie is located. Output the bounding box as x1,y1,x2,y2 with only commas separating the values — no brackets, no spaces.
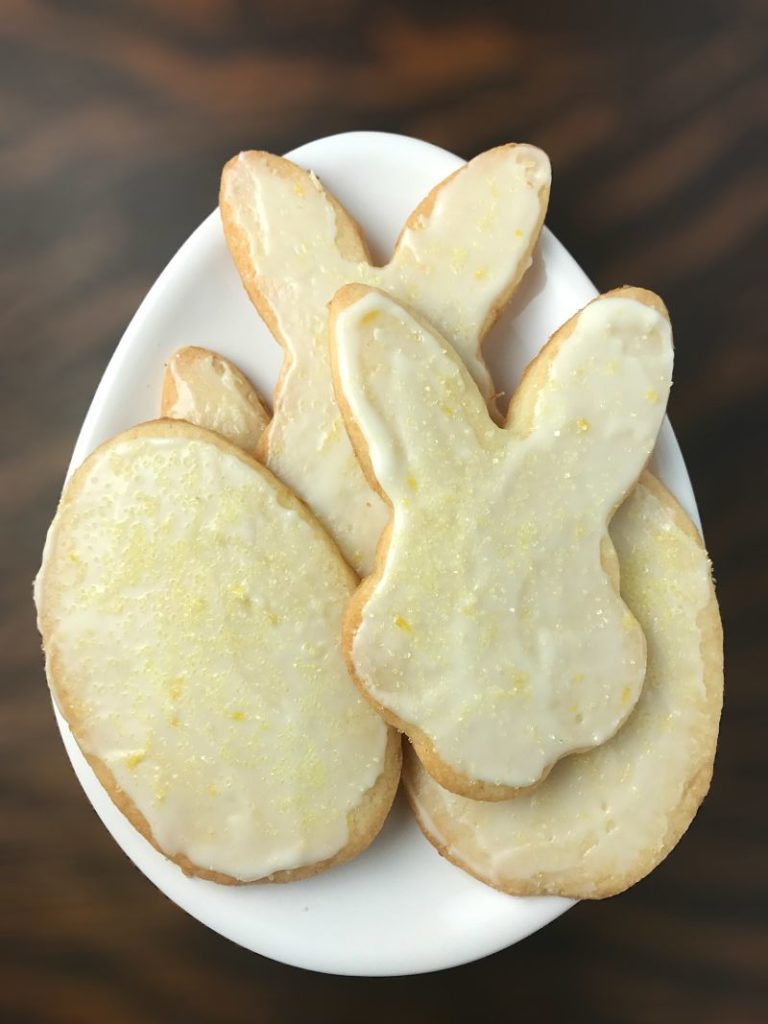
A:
403,474,722,898
35,420,400,884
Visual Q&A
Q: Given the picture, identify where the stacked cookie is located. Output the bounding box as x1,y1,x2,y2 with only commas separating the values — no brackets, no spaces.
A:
35,144,722,896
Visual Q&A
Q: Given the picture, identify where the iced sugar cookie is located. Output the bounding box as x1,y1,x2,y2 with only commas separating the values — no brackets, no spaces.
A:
404,474,722,898
35,420,400,883
162,346,270,454
330,285,673,799
220,143,550,573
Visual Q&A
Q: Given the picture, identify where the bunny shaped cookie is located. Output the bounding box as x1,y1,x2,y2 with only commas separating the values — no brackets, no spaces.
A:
330,285,673,799
221,144,550,574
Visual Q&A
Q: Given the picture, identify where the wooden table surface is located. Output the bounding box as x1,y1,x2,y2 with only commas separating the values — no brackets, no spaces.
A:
2,1,766,1021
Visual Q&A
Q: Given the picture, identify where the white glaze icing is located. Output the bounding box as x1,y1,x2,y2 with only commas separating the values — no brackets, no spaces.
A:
221,145,550,573
333,288,673,789
404,479,719,896
163,348,270,454
36,428,389,880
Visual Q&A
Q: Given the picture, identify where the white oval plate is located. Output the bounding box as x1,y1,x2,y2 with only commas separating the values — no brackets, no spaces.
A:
54,132,700,976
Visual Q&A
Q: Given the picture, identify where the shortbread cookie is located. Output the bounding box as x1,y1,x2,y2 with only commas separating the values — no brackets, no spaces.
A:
35,420,400,884
162,346,270,455
330,285,673,799
403,473,723,898
220,144,550,573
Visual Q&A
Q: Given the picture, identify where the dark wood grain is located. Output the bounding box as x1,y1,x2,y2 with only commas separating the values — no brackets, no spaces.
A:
1,1,766,1020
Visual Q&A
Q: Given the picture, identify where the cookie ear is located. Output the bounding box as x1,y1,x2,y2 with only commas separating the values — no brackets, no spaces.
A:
330,285,495,501
161,347,271,456
389,144,551,394
508,287,673,500
220,151,370,341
